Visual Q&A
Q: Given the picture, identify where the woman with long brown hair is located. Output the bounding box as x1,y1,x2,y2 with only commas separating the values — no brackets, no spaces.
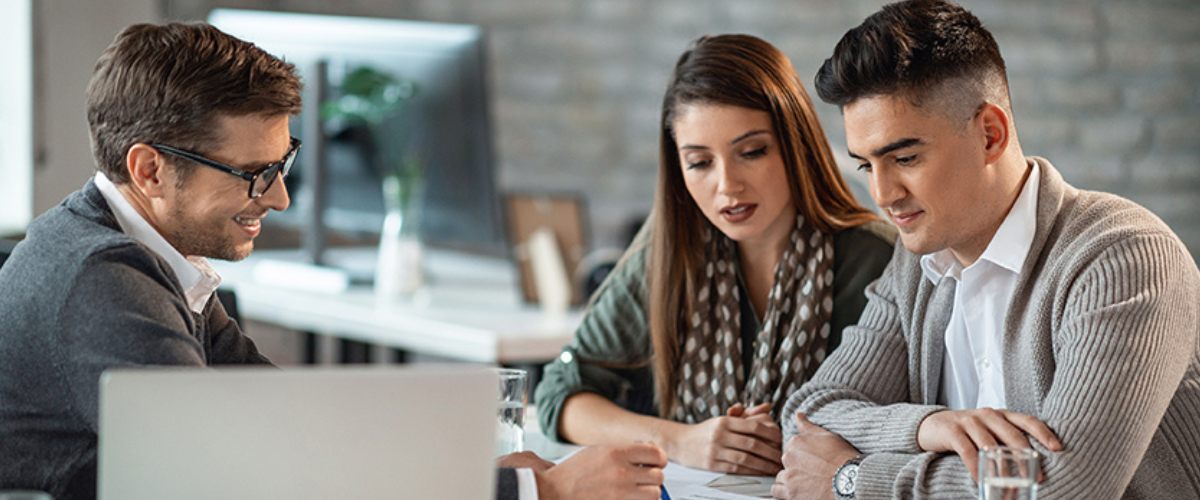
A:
534,34,896,475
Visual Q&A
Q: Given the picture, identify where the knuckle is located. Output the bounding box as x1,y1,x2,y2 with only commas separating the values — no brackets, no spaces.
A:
703,452,720,469
649,468,665,484
781,446,796,460
785,435,801,448
652,447,668,463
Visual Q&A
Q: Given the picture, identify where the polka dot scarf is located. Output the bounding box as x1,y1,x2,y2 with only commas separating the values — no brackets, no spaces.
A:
673,214,834,423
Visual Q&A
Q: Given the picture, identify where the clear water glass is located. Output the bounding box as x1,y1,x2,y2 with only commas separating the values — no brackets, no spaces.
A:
979,446,1039,500
495,368,528,456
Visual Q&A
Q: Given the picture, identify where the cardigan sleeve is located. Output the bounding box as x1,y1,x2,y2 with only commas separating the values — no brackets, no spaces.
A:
782,242,944,457
1007,234,1198,499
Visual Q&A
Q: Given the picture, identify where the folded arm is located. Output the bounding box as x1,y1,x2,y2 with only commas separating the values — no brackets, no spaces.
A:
781,235,1200,498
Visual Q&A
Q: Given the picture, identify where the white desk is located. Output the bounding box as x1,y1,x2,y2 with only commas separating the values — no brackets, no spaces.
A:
210,247,581,364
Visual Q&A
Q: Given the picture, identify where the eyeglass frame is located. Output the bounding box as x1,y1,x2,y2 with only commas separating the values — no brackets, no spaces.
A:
149,136,302,199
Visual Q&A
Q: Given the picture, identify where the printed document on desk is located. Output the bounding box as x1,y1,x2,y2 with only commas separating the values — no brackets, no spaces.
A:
549,453,771,500
663,461,773,499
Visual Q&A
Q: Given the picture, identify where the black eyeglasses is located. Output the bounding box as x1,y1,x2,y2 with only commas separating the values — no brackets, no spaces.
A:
151,137,301,199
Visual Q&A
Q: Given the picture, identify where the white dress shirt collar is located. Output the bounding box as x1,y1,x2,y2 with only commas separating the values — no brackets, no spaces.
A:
94,172,222,314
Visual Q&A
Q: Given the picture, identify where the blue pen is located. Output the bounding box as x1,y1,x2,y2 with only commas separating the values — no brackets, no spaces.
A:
660,485,671,500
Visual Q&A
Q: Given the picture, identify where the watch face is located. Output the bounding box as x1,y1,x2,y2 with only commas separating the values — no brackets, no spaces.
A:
836,464,859,494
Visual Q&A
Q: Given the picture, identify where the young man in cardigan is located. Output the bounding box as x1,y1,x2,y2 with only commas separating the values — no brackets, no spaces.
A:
772,0,1200,498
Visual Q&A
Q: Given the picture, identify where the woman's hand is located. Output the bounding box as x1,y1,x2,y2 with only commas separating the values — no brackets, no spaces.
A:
726,402,772,418
662,402,784,475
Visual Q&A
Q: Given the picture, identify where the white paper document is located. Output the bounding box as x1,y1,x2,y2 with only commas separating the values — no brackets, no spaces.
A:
663,462,774,499
553,450,774,499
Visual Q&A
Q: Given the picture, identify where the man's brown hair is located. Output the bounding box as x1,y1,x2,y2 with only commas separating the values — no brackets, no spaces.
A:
86,22,303,183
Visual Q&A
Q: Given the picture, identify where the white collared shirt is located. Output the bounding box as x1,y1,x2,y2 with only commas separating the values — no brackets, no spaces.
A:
94,172,222,314
516,468,537,500
922,162,1040,411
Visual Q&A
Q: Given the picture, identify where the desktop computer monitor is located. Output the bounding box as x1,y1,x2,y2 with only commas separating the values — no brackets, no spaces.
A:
209,9,504,257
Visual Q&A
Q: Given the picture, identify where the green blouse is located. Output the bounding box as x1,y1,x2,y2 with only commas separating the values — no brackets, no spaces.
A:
534,219,898,442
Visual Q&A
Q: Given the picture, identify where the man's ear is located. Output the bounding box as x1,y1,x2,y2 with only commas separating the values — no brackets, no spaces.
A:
125,144,171,198
977,103,1011,165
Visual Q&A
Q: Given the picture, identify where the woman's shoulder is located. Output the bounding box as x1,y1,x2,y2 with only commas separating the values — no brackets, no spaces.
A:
833,218,898,257
829,219,897,298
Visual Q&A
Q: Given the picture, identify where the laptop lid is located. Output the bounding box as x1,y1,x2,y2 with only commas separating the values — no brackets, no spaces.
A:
98,366,497,500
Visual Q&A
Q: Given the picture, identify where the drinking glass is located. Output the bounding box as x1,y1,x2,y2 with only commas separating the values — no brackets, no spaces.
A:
979,446,1039,500
495,368,529,456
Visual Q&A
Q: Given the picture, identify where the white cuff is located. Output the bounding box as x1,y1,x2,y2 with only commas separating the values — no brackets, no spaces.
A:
516,467,539,500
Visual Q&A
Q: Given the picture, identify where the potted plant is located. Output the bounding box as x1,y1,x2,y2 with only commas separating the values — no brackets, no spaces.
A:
322,66,425,296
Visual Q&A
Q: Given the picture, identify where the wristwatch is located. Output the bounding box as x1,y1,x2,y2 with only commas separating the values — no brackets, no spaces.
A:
833,453,867,500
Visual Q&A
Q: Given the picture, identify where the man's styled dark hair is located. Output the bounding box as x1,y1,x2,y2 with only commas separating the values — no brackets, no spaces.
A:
815,0,1010,123
86,22,303,183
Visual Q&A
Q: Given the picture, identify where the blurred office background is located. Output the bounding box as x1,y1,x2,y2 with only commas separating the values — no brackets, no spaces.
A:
8,0,1200,257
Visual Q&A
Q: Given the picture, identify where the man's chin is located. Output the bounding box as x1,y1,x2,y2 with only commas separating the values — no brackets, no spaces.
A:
206,240,254,262
223,242,255,262
899,234,934,256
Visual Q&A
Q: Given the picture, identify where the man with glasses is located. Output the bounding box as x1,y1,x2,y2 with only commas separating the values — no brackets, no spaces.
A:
0,22,300,498
0,20,666,500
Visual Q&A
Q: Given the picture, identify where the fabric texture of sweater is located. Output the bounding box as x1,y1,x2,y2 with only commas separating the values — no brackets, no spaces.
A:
0,180,271,499
781,157,1200,498
536,218,897,441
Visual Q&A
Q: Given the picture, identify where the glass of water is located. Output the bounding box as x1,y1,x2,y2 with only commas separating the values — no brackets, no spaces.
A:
494,368,529,456
979,446,1039,500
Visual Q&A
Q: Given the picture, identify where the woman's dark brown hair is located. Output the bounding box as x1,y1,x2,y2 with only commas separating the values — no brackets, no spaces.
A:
648,34,879,418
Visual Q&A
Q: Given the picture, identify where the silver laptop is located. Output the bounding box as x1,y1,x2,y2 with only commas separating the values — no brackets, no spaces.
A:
98,366,497,500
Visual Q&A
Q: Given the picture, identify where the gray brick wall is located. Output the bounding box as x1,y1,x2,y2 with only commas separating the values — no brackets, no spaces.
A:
167,0,1200,258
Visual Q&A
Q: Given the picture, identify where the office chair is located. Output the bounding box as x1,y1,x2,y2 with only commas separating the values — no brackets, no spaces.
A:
0,237,18,269
216,289,242,329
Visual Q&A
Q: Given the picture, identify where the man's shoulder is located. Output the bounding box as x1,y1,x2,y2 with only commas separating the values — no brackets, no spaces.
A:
4,194,161,296
24,204,140,266
1067,189,1171,230
1052,187,1185,258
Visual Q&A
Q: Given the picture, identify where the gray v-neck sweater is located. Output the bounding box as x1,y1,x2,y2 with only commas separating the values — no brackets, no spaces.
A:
782,157,1200,498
